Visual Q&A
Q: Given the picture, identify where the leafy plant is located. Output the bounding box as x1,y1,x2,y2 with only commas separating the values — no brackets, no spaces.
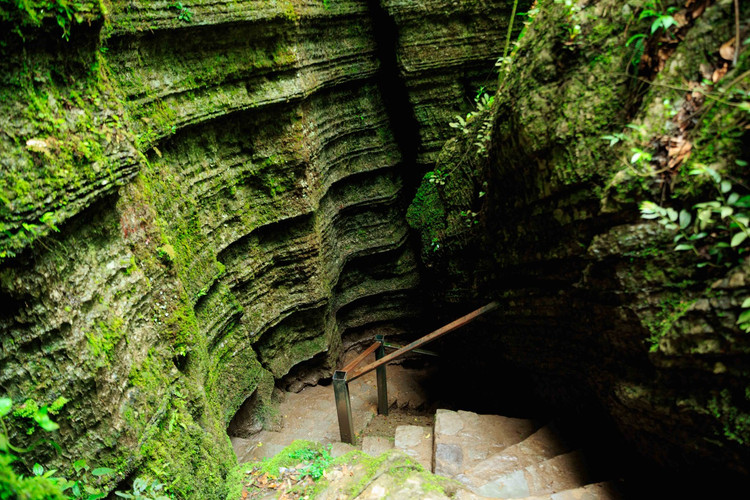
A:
554,0,582,47
169,2,192,23
449,91,495,156
459,210,479,228
424,169,447,186
639,3,678,35
640,164,750,332
1,398,119,499
626,1,678,71
115,477,170,500
287,446,332,480
0,0,89,40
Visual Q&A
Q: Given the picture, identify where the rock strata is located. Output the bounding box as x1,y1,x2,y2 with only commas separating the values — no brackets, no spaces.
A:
0,0,517,496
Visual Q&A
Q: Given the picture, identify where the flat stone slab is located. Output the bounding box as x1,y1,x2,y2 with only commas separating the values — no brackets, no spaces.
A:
433,409,537,477
524,450,590,496
362,435,394,457
473,450,591,499
463,423,571,487
519,481,622,500
395,425,433,470
329,442,358,458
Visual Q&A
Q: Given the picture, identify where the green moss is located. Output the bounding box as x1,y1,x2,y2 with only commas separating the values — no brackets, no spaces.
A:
138,391,235,499
406,177,447,256
86,316,126,365
0,459,68,500
644,295,696,353
0,49,137,262
708,389,750,446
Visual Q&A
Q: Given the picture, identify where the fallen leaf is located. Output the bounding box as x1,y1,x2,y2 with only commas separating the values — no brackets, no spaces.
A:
691,2,707,19
712,64,728,83
719,37,736,61
667,140,692,169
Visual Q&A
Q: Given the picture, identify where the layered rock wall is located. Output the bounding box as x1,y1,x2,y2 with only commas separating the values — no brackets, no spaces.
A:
0,0,518,496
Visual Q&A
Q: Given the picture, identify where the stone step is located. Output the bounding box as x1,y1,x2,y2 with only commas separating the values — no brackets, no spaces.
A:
362,435,394,457
471,450,592,498
461,423,572,488
452,481,621,500
433,409,537,478
515,481,622,500
394,425,434,470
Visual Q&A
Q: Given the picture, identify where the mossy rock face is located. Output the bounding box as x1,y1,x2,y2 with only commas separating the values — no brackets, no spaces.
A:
0,0,515,497
408,0,750,474
226,441,463,500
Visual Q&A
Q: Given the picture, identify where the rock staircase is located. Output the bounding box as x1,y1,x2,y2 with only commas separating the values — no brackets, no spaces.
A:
230,359,622,498
362,409,621,499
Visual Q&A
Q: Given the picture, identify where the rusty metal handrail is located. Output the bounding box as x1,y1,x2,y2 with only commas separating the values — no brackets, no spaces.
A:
332,301,499,444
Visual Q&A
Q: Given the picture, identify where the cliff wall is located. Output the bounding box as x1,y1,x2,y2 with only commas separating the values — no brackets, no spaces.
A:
0,0,518,496
409,0,750,476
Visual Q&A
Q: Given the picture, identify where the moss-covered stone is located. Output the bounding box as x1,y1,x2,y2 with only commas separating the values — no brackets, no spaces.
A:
408,0,750,475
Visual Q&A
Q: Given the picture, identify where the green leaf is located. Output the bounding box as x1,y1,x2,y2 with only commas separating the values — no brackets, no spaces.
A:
133,477,148,493
741,298,750,308
0,398,11,417
114,493,134,499
721,180,732,193
694,201,721,209
666,208,678,222
0,434,10,452
657,15,677,32
675,244,694,251
92,467,115,477
737,310,750,325
728,193,740,205
73,459,88,473
731,232,748,247
679,210,691,229
34,407,59,432
720,206,734,219
697,210,713,223
33,463,44,476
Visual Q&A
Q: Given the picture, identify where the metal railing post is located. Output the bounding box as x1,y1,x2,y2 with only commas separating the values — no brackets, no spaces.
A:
333,370,355,444
375,334,388,416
